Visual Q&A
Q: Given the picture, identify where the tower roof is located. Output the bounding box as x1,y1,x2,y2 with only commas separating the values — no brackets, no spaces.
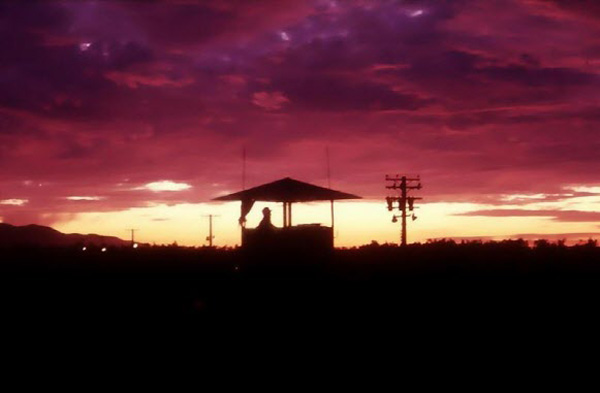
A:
212,177,361,203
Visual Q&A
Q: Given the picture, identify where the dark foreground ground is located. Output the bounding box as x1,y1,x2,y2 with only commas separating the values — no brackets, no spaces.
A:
2,240,600,327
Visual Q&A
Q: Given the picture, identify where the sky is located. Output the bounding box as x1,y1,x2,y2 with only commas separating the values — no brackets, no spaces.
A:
1,0,600,246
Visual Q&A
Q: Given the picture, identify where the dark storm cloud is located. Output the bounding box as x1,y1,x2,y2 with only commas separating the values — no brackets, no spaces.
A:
400,49,597,111
269,74,431,111
0,2,157,123
548,0,600,18
122,2,236,45
0,2,71,31
109,0,313,49
253,1,459,112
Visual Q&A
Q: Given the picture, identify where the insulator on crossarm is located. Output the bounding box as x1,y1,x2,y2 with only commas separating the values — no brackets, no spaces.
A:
386,197,393,211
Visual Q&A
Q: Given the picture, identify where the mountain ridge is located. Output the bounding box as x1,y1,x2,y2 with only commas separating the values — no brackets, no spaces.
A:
0,223,130,247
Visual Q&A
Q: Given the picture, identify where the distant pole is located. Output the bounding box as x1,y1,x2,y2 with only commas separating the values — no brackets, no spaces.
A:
386,175,422,247
126,228,138,247
209,215,213,247
203,214,220,247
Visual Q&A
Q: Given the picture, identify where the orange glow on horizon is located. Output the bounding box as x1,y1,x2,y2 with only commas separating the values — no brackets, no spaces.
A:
49,196,600,247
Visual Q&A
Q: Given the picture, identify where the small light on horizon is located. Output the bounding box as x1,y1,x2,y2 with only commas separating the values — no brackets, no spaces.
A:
79,42,91,51
410,9,424,17
133,243,138,249
101,247,107,252
82,246,87,251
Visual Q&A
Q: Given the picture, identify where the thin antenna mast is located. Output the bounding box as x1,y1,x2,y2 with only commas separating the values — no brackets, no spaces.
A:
326,146,335,246
240,146,247,246
242,146,246,191
326,146,331,189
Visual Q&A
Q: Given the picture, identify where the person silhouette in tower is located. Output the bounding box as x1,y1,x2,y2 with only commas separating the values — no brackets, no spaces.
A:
257,207,276,231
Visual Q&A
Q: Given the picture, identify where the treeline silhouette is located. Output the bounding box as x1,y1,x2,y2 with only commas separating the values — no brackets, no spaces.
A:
2,239,600,319
339,238,600,279
3,238,598,276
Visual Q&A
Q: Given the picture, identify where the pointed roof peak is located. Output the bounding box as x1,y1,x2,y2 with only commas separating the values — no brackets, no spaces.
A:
213,177,361,202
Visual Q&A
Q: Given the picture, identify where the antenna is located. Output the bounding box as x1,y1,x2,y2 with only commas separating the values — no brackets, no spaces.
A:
326,146,335,247
326,146,331,189
242,146,246,191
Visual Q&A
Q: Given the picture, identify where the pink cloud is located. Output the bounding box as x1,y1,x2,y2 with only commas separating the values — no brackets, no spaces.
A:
457,209,600,222
251,91,290,110
105,71,195,89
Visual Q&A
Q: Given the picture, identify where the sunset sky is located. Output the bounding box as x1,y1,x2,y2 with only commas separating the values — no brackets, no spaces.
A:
1,0,600,247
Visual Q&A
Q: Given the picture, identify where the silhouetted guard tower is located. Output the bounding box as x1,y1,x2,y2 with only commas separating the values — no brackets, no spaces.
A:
213,177,361,251
386,175,422,247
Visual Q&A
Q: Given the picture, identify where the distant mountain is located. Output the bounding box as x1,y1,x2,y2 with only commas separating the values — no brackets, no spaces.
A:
0,223,129,248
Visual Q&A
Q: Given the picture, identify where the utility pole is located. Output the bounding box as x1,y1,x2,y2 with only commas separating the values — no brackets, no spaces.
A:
126,228,139,247
386,175,423,247
203,214,220,247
